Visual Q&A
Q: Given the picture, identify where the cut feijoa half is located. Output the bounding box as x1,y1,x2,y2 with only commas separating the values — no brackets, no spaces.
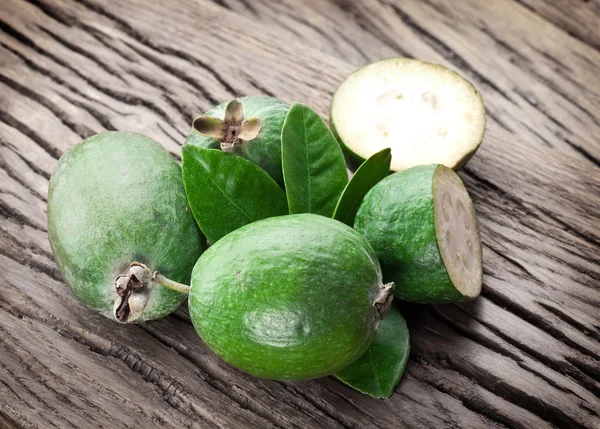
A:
355,164,482,303
330,58,486,171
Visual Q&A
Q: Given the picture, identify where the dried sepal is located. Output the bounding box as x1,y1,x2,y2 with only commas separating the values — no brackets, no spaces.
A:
373,282,395,318
193,116,225,139
113,262,151,323
224,99,244,124
239,117,262,141
192,100,263,153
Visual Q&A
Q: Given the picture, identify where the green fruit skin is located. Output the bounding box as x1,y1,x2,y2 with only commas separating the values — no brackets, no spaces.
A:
189,214,384,380
355,165,467,303
185,96,289,186
48,132,206,321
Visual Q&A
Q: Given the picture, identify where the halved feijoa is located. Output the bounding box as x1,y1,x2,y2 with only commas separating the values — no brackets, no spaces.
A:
355,164,482,303
48,132,205,323
188,214,394,380
330,58,486,171
185,96,289,186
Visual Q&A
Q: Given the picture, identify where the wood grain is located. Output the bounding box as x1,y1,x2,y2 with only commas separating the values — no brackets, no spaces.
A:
216,0,600,168
1,0,599,428
514,0,600,51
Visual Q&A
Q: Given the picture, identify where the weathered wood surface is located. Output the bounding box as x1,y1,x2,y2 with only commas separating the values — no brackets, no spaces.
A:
0,0,599,428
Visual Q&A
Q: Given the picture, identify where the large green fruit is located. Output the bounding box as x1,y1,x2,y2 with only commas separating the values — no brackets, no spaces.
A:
185,96,289,186
355,164,482,303
188,214,394,380
48,132,205,323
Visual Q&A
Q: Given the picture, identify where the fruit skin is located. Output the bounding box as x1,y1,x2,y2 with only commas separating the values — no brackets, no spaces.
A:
185,96,289,186
48,132,205,322
355,165,474,303
189,214,388,380
330,57,486,172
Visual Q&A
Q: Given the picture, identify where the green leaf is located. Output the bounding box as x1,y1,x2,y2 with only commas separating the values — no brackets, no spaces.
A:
182,146,288,243
335,305,410,399
281,102,348,217
333,148,391,226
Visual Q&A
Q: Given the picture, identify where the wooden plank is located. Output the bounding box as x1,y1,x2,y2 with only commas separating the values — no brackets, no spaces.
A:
0,0,599,428
513,0,600,51
214,0,600,168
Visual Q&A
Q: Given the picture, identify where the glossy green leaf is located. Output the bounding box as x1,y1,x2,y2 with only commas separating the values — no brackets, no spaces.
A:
335,305,410,398
182,146,288,243
332,148,391,226
281,102,348,217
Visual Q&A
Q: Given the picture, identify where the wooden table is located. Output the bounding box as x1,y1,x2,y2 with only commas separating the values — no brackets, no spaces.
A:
1,1,599,428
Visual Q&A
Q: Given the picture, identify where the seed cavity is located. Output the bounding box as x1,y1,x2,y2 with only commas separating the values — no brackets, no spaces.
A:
456,200,465,216
421,91,439,110
376,89,403,111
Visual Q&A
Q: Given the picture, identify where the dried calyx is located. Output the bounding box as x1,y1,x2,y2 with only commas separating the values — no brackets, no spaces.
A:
113,262,190,323
193,100,262,152
373,282,395,319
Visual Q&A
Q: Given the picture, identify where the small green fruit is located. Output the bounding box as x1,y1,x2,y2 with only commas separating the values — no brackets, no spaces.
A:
355,164,482,303
188,214,394,380
185,96,289,186
48,132,205,323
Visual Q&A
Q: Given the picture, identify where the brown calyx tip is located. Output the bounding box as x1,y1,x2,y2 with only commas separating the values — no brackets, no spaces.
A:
373,282,395,318
113,262,150,324
193,100,262,153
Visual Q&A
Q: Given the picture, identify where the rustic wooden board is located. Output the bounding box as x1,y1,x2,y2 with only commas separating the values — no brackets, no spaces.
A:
216,0,600,168
514,0,600,51
0,0,599,428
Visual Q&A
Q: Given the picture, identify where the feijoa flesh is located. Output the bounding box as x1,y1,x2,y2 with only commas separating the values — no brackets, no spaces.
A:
355,164,482,303
48,132,205,323
330,57,486,171
188,214,394,380
185,96,289,186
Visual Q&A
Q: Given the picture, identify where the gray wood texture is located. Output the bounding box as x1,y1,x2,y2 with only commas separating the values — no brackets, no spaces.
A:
1,0,599,428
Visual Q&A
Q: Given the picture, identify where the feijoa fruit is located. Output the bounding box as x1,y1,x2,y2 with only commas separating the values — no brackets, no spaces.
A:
188,214,394,380
48,132,205,323
355,164,482,303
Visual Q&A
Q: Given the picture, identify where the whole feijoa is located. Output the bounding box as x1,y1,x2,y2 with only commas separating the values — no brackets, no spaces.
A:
185,96,289,186
188,214,394,380
48,132,205,323
355,164,482,303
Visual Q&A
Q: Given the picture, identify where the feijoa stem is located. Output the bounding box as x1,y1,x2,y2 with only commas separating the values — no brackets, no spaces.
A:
152,272,190,294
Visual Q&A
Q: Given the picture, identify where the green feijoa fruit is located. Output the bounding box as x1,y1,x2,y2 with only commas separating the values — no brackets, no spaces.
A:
189,214,394,381
48,132,205,323
335,304,410,398
185,96,289,186
281,102,348,217
330,57,486,171
355,164,482,303
333,148,391,227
